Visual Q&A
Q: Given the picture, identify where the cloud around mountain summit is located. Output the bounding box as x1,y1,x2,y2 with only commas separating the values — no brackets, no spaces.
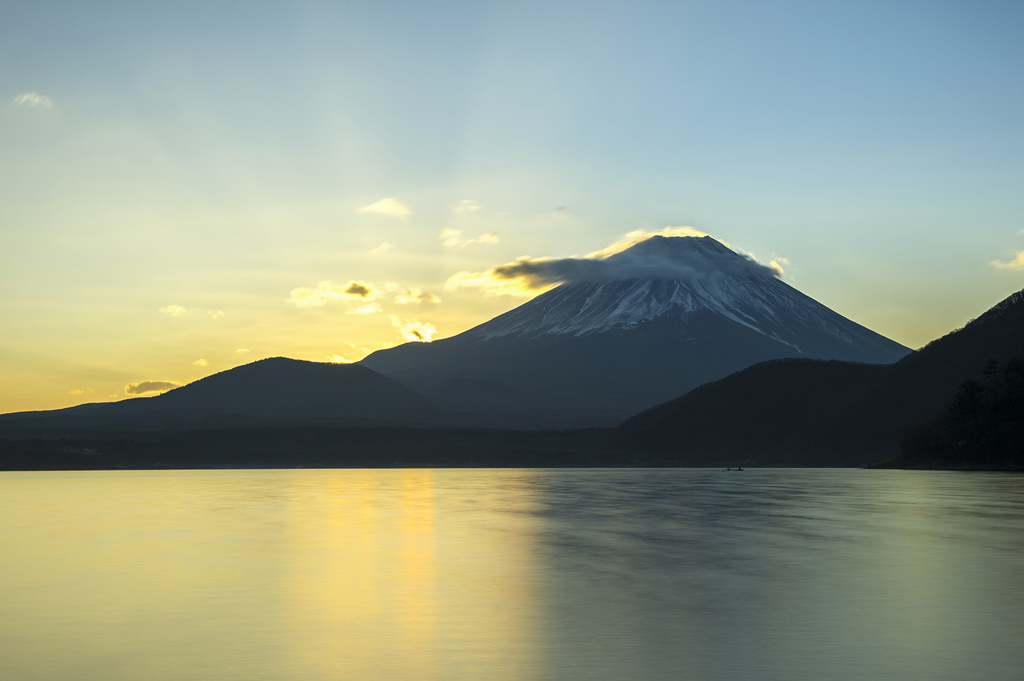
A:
445,227,782,297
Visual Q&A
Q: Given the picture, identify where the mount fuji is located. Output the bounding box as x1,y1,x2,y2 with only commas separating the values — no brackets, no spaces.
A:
361,236,911,427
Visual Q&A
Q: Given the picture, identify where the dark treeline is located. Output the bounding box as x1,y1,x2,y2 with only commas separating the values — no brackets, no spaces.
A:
0,428,680,471
900,358,1024,468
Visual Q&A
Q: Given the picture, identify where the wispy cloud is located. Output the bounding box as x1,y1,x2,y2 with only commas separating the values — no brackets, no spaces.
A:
235,348,250,354
991,250,1024,271
438,228,500,248
193,359,208,367
328,354,353,364
158,305,224,318
159,304,189,316
392,286,441,305
346,302,383,315
357,197,411,217
288,280,379,307
370,242,393,254
14,92,54,108
69,389,86,395
455,199,481,213
390,316,437,343
387,284,440,303
125,380,181,396
439,228,463,247
445,226,775,297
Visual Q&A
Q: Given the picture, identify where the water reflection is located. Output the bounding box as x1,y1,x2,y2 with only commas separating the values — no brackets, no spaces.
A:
0,469,1021,680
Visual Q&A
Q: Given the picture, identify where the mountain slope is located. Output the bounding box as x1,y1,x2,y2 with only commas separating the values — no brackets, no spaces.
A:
0,358,438,430
614,287,1024,465
362,236,910,426
619,358,889,464
808,288,1024,459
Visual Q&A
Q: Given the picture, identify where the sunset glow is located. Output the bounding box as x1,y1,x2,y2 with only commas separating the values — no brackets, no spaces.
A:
3,2,1024,413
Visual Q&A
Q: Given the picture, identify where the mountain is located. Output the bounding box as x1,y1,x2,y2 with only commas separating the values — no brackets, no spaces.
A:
812,287,1024,461
361,236,910,427
618,358,890,465
614,287,1024,465
0,357,439,431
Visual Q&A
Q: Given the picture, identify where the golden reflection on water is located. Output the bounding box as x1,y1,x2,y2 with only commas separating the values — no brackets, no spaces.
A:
0,470,546,681
282,471,443,678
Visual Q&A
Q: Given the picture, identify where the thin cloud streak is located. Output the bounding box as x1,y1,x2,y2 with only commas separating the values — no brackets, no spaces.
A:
991,251,1024,271
159,304,189,316
14,92,53,108
347,302,383,315
392,287,441,305
438,228,500,248
357,197,411,217
125,380,180,395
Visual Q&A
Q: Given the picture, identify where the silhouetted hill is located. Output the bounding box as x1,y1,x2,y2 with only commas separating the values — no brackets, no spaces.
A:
807,289,1024,460
4,289,1021,470
0,358,445,431
617,359,889,465
610,288,1024,466
899,357,1024,468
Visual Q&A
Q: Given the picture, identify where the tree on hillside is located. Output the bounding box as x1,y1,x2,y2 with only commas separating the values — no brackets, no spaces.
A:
901,358,1024,467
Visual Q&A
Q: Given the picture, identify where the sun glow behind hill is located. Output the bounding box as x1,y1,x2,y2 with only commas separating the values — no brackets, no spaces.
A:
4,3,1024,413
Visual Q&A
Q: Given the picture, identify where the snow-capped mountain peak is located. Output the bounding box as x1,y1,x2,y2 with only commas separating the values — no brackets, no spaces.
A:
467,236,828,342
359,235,909,427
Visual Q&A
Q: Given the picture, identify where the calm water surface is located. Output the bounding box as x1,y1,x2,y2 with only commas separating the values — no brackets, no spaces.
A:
1,468,1022,680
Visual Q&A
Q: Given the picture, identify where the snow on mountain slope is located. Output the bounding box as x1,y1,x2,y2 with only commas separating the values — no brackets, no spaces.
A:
466,236,897,358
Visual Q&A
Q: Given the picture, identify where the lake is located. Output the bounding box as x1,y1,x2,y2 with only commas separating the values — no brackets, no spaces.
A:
1,468,1022,680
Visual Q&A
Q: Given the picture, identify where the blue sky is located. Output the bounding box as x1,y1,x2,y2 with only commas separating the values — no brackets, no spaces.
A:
3,0,1024,410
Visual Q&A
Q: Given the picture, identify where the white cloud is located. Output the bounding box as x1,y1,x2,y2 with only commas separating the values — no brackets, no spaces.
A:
346,302,383,315
125,380,181,396
370,242,393,254
69,389,85,395
288,280,379,307
193,359,208,367
328,354,353,364
439,228,464,247
14,92,54,108
390,316,437,343
393,287,441,305
438,228,500,248
235,348,250,354
208,310,224,319
455,199,481,213
991,251,1024,271
159,304,189,316
357,197,411,217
